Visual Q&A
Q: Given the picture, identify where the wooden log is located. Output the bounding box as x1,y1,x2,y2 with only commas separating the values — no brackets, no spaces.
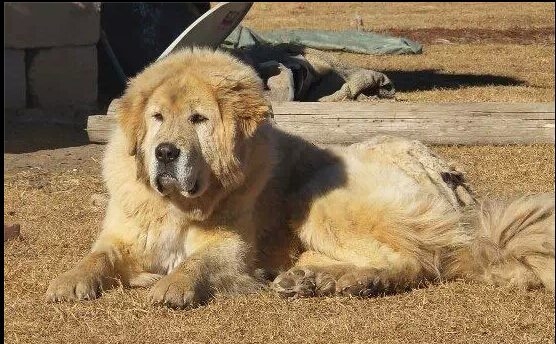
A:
87,101,555,145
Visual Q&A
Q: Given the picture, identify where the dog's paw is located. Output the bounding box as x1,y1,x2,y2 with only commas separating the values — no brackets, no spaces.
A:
46,269,103,302
336,269,389,297
272,267,336,298
148,273,204,309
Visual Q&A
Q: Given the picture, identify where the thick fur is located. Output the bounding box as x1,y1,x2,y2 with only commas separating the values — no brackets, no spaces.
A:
462,194,554,290
46,48,554,307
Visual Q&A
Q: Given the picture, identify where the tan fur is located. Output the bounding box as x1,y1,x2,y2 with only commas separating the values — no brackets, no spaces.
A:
459,194,555,291
46,48,554,307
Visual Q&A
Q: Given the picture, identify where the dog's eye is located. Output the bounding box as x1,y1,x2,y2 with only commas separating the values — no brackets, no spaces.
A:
152,113,163,121
189,113,208,124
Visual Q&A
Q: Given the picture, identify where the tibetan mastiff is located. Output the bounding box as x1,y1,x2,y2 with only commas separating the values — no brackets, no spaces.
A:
47,48,554,308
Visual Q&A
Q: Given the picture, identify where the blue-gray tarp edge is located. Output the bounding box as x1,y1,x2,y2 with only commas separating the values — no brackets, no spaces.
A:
223,26,423,55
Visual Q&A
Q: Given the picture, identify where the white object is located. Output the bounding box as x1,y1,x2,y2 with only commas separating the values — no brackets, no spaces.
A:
157,2,253,60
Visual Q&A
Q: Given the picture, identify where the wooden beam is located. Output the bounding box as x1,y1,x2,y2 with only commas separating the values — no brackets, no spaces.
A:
87,101,555,145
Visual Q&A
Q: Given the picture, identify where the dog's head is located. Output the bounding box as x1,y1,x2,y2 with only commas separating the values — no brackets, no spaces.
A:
115,48,272,219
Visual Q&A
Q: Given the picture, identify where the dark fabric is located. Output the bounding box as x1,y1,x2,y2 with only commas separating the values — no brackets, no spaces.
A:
98,3,209,100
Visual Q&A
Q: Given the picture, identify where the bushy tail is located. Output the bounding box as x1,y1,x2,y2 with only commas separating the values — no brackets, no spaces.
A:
462,193,555,291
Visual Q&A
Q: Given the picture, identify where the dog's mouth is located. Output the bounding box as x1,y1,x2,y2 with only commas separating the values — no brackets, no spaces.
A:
155,173,203,198
155,173,179,194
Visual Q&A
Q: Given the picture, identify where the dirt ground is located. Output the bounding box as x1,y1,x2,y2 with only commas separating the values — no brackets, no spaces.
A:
4,2,555,344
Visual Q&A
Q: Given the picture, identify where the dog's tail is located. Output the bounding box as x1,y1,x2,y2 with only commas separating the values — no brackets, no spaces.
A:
454,193,555,291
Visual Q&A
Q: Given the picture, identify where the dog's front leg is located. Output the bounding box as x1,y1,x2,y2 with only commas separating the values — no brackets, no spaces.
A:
45,250,118,302
148,227,260,309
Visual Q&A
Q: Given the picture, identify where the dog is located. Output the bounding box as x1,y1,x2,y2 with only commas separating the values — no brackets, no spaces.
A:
46,48,554,308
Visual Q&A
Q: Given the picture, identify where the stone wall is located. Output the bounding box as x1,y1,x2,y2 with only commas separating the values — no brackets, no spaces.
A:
4,3,100,123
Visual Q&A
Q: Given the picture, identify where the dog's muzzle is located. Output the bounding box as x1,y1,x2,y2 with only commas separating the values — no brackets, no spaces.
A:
154,142,203,197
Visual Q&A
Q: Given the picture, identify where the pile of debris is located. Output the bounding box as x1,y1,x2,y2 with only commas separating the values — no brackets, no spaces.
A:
224,25,422,102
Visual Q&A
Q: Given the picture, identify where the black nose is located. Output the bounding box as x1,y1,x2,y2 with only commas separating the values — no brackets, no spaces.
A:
155,142,180,163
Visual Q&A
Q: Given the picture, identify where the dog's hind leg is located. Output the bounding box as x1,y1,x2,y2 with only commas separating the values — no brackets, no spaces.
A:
327,247,427,297
271,249,426,298
272,215,443,300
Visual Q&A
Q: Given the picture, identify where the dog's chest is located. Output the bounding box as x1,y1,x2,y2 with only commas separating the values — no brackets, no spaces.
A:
146,225,189,274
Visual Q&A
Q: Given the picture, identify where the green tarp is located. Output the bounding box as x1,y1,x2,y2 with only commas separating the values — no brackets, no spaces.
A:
223,25,422,55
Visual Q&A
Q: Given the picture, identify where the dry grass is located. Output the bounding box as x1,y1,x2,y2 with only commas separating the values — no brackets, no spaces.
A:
243,3,555,31
4,2,555,343
4,143,555,344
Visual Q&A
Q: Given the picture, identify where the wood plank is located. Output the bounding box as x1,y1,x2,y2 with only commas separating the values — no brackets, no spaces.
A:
87,114,116,143
271,101,556,116
88,101,555,145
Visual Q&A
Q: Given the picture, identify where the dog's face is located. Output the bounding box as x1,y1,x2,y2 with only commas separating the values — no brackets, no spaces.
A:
142,77,219,199
115,49,271,219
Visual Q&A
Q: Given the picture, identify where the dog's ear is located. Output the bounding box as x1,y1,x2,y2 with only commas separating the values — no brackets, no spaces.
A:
115,94,146,156
211,66,273,138
206,72,272,188
222,80,273,138
238,94,273,137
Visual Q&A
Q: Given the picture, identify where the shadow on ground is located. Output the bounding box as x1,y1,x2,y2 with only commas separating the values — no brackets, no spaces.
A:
382,69,526,92
306,69,527,100
4,121,92,154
